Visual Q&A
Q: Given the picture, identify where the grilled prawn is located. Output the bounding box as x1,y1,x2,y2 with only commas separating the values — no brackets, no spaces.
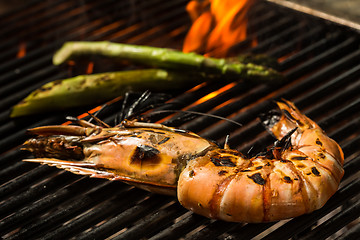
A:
22,100,344,222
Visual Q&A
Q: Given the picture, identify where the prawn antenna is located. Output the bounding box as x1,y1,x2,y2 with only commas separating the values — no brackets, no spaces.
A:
118,92,131,124
149,110,243,128
224,135,230,149
86,111,111,128
65,116,97,128
127,91,152,118
116,91,172,124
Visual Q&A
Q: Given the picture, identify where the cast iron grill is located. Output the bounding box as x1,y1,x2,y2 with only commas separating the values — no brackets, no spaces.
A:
0,0,359,239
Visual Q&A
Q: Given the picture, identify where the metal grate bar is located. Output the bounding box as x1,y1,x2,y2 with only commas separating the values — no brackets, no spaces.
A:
0,0,44,26
183,220,238,240
279,31,343,70
112,202,186,240
148,213,209,240
0,1,359,239
335,221,360,239
7,182,136,239
300,195,360,239
74,195,173,240
40,188,148,240
221,222,276,240
0,0,69,38
267,25,325,58
0,0,117,63
193,41,360,142
262,177,360,239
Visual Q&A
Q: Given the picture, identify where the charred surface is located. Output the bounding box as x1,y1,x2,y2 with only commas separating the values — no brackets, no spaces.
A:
130,145,161,166
247,173,266,185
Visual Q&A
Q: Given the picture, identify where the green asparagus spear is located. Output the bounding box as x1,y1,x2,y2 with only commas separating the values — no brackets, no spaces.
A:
53,41,284,83
11,69,206,118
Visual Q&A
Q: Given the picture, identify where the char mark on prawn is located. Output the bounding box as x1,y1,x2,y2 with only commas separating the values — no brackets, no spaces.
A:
130,145,161,166
210,156,236,167
247,173,266,185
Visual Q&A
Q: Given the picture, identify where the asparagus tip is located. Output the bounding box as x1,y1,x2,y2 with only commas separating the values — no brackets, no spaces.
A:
53,42,75,65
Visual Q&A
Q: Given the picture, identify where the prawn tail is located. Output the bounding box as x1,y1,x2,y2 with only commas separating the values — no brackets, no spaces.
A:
260,99,317,140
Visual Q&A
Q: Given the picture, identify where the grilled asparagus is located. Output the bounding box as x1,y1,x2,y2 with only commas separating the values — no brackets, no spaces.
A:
53,41,283,83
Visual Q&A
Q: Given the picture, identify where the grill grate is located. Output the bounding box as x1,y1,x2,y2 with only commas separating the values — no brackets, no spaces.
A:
1,0,359,239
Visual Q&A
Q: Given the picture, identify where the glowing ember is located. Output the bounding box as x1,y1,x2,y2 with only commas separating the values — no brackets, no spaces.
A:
183,0,255,57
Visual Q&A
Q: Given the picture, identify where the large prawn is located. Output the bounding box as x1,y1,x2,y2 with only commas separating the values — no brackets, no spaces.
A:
22,100,344,222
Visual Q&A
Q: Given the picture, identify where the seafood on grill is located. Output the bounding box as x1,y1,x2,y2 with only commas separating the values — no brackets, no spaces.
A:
22,100,344,222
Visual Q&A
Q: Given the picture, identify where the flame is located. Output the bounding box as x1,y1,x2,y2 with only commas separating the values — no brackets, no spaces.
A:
189,82,237,107
183,0,255,57
86,61,94,74
62,105,102,126
16,42,27,58
62,96,123,126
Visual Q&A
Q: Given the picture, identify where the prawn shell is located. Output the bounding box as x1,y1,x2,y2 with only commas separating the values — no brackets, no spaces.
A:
178,150,266,223
297,145,344,183
219,157,268,222
22,100,345,223
218,172,265,222
179,154,312,222
298,129,344,164
84,137,176,185
265,160,309,221
282,149,340,209
82,127,218,188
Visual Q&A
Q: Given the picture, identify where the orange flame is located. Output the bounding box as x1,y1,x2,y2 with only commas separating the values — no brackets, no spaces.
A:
16,42,27,58
189,82,237,107
86,61,94,74
62,105,103,126
183,0,255,57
